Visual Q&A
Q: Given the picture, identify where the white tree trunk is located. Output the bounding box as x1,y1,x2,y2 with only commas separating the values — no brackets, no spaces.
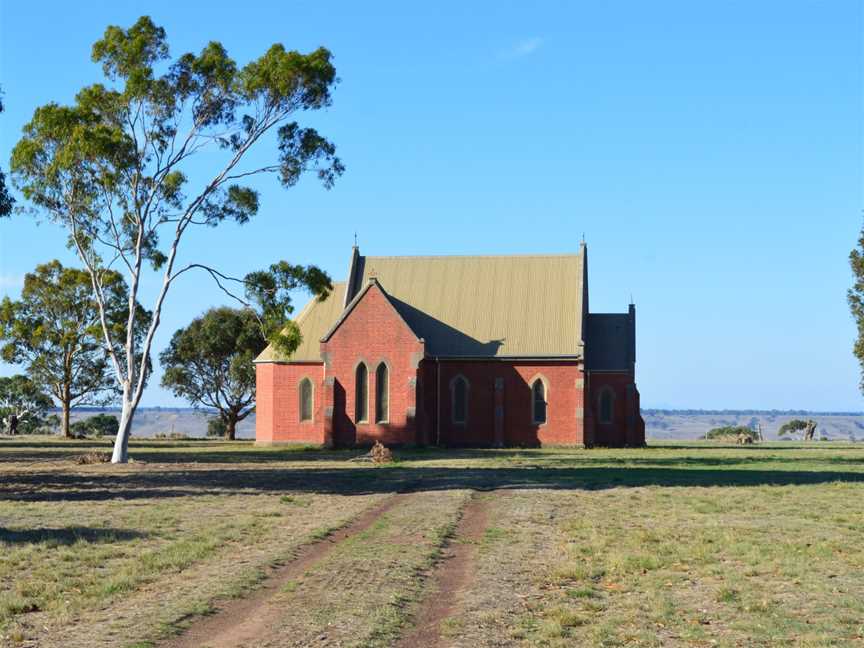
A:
111,397,135,463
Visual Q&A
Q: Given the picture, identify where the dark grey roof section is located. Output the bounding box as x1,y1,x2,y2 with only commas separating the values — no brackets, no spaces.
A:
343,246,362,309
586,307,635,371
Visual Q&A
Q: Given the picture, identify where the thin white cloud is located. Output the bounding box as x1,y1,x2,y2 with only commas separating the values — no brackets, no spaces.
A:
502,37,543,60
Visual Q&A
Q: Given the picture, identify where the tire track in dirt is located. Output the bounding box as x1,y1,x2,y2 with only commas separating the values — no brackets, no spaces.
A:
395,493,490,648
157,493,407,648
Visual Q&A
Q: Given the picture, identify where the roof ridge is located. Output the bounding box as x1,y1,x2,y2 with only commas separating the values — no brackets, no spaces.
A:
363,252,583,260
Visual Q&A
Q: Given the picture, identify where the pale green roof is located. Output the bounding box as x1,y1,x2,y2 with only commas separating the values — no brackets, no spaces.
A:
354,254,584,357
257,251,586,363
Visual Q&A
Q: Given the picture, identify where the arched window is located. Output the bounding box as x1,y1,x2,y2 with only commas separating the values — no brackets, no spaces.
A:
599,388,614,424
375,363,389,423
531,378,547,424
299,378,313,422
452,376,468,424
355,363,368,422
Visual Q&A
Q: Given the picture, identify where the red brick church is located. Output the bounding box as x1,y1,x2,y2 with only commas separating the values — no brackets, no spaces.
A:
255,243,645,447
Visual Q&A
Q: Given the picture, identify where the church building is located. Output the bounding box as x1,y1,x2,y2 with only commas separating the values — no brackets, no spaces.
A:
255,243,645,447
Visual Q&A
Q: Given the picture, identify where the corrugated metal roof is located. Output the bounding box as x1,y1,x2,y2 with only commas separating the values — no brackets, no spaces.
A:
255,283,346,363
256,251,586,363
355,253,584,357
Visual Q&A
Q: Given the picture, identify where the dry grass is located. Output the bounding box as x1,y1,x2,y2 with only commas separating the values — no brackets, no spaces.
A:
1,437,863,647
254,490,471,647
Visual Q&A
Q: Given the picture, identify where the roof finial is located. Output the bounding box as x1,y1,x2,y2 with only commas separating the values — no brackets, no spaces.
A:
353,231,358,248
581,232,586,246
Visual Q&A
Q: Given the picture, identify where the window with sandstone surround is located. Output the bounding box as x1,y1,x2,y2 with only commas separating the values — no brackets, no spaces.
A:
299,378,313,422
451,375,468,424
531,378,547,425
355,363,368,422
375,362,389,423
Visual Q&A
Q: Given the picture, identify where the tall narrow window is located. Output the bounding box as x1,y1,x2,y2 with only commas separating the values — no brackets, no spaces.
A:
531,379,547,424
375,363,389,423
599,388,614,424
355,363,368,422
299,378,313,422
452,376,468,424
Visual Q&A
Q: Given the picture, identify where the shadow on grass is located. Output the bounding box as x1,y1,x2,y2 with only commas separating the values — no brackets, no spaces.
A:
0,440,338,464
5,446,862,467
2,464,864,502
503,455,864,468
0,526,148,544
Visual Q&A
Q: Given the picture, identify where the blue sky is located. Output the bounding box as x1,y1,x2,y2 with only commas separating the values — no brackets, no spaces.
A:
1,1,862,410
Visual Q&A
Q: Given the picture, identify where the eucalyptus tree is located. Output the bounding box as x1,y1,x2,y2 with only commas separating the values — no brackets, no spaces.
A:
161,307,266,440
0,90,13,217
850,228,864,394
0,260,149,437
778,419,817,441
0,375,53,435
10,17,341,462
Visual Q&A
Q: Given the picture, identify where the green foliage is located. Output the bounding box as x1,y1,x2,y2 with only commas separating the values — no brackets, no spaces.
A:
8,17,343,460
243,261,331,357
849,226,864,395
207,417,227,438
704,426,761,442
160,307,268,439
778,419,817,440
10,15,343,260
778,420,808,435
0,375,54,434
0,260,150,436
0,89,13,218
70,413,120,438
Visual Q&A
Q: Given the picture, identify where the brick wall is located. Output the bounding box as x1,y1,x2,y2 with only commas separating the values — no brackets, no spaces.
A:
429,360,585,446
320,282,426,446
255,362,326,444
587,371,645,446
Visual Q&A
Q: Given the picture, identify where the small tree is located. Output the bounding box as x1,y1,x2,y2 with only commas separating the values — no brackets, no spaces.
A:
778,419,817,441
0,90,13,218
850,226,864,394
161,307,266,440
207,417,227,438
0,375,53,434
10,17,340,462
0,260,149,437
70,413,120,437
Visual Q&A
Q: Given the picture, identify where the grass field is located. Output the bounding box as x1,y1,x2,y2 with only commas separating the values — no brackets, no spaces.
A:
1,438,863,647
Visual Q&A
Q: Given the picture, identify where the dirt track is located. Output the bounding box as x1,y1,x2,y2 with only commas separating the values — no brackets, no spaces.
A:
394,496,489,648
159,494,406,648
159,492,490,648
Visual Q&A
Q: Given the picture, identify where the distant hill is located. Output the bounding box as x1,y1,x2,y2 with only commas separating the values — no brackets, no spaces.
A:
66,407,256,439
61,407,864,441
643,409,864,441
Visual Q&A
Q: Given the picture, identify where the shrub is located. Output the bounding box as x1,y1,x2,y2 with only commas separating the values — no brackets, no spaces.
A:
70,414,119,438
207,417,227,438
705,426,761,443
75,451,111,465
